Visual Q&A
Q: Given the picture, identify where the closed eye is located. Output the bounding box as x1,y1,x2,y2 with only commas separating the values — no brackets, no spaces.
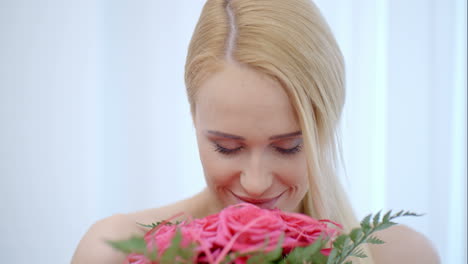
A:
213,144,243,155
212,143,302,156
274,144,302,154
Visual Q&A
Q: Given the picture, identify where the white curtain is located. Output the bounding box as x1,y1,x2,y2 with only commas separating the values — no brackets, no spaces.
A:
0,0,465,263
314,1,467,263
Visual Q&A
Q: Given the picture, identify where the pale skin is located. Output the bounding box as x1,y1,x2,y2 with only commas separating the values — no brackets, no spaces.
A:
71,62,440,264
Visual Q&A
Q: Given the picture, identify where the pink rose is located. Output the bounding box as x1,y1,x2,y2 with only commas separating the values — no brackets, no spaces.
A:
279,211,341,254
216,203,287,254
187,213,221,262
127,203,341,263
144,221,197,258
190,213,219,245
144,223,177,255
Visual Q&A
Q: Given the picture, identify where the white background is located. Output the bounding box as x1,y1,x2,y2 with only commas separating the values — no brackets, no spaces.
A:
0,0,466,263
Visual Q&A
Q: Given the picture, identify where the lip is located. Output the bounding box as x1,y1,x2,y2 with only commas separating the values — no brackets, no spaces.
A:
230,190,284,209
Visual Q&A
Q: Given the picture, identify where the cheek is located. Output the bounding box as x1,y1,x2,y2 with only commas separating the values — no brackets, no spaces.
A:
276,156,309,187
198,142,237,186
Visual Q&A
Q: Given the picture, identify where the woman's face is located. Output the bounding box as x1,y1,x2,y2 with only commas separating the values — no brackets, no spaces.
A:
194,63,309,213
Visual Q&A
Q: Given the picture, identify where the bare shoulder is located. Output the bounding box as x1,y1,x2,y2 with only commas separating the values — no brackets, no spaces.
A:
71,203,185,262
71,213,147,264
370,224,440,264
71,191,210,263
127,199,196,226
127,190,216,225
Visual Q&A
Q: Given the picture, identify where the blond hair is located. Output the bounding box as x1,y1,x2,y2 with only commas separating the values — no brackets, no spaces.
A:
184,0,373,263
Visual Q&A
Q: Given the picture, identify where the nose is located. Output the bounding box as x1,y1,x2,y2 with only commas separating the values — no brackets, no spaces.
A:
239,152,273,197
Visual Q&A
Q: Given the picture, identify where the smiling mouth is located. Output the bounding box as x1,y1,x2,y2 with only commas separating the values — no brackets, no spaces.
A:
230,191,284,209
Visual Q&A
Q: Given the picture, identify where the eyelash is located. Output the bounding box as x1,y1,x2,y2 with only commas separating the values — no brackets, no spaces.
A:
213,143,303,156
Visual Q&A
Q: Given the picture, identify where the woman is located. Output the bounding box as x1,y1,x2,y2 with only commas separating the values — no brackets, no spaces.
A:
72,0,440,263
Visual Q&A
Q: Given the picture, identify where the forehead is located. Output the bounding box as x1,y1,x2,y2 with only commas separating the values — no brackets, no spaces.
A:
195,63,299,139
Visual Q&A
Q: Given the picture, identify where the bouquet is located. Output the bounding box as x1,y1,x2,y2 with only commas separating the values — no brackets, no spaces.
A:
108,203,420,264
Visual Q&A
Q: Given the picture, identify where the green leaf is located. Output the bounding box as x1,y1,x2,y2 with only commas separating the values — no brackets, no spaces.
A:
394,210,405,217
361,214,371,225
349,228,363,243
310,251,328,264
366,236,385,245
372,210,382,227
339,237,353,259
245,255,265,264
360,214,372,233
263,233,285,260
302,238,328,258
382,210,392,223
403,211,424,217
350,248,367,258
136,222,157,229
246,233,284,264
160,230,181,264
106,236,147,254
388,211,424,221
374,221,397,232
332,234,348,250
283,237,327,263
326,248,339,264
328,210,422,264
160,228,195,264
136,220,180,230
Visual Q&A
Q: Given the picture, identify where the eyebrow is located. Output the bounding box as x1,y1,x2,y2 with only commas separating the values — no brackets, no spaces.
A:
206,130,302,140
